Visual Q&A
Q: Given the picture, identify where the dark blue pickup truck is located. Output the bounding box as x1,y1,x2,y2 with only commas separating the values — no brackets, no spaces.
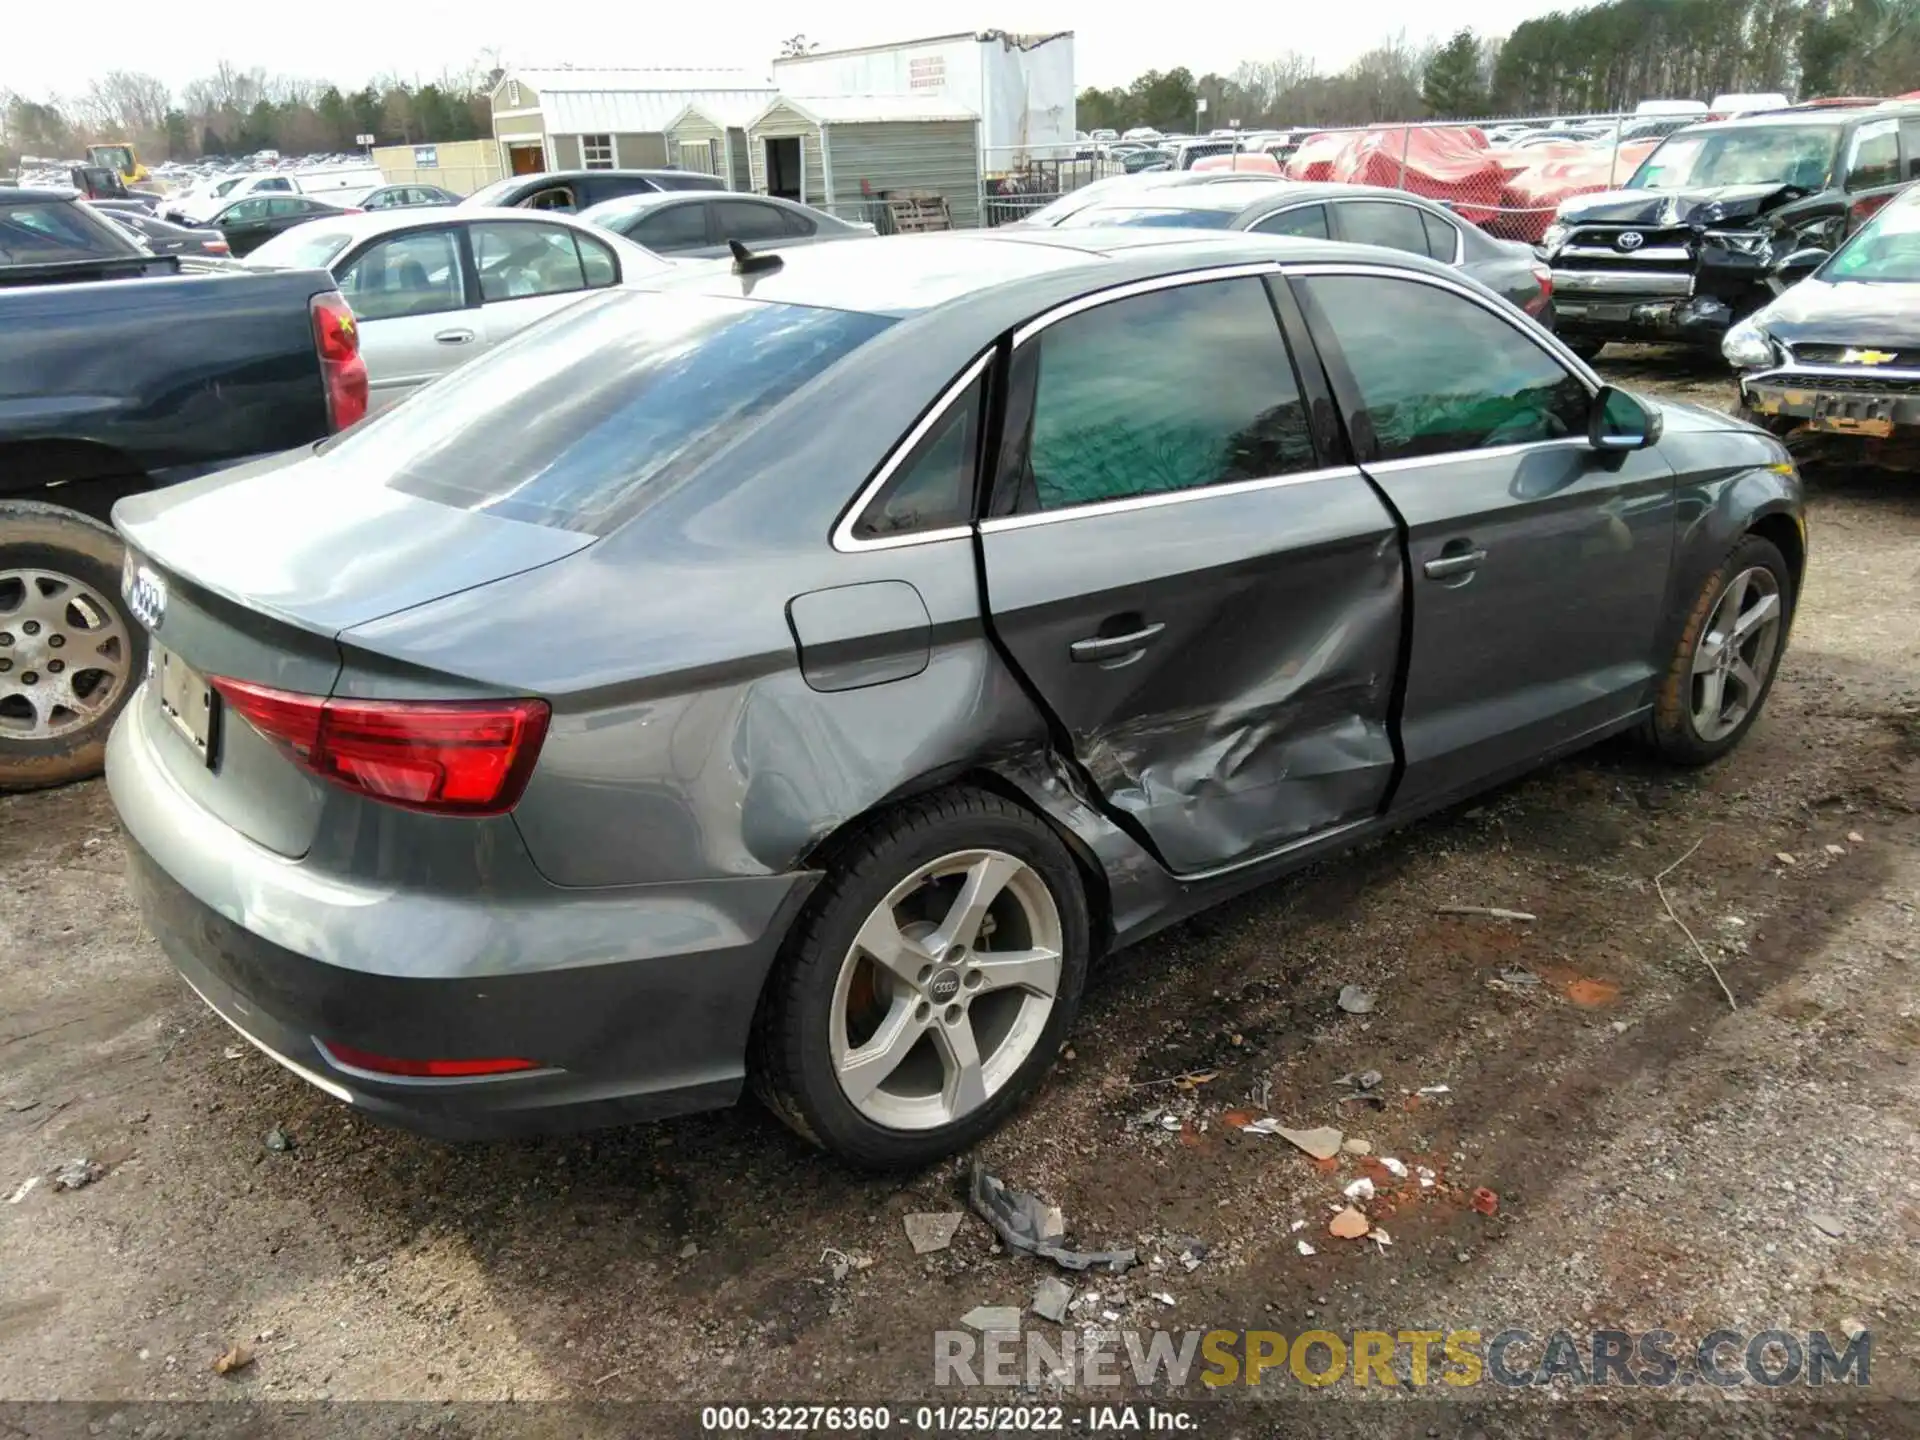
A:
0,188,366,789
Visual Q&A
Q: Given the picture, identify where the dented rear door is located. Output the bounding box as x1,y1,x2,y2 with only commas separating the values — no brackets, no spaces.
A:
979,272,1404,877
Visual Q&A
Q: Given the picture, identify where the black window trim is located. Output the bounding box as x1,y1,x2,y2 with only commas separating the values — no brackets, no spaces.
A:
832,349,994,552
1284,261,1601,473
983,263,1346,531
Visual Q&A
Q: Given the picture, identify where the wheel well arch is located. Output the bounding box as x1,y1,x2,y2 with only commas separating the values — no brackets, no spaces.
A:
795,763,1118,962
1747,510,1805,593
0,440,150,526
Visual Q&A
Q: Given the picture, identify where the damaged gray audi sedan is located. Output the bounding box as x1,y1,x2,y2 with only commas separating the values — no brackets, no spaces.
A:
108,229,1805,1169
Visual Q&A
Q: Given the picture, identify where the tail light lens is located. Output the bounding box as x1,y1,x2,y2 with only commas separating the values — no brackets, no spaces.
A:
310,290,369,432
204,238,230,254
209,679,550,816
1528,264,1553,314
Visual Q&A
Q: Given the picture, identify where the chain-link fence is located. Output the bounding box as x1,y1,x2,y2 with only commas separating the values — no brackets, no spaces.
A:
794,110,1674,241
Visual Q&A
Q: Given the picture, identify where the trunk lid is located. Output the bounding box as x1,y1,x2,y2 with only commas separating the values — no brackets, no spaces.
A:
114,445,593,858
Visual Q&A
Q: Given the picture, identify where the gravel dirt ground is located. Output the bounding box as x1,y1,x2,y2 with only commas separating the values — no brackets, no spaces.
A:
2,349,1918,1433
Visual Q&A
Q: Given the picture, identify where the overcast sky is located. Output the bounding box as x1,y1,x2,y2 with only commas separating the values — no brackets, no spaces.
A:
5,0,1567,102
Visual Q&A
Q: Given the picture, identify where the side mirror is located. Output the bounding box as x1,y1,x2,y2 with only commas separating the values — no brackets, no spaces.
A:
1590,385,1661,451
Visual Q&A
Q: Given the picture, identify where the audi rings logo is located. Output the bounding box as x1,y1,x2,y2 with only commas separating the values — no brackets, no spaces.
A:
125,565,167,631
1616,231,1646,251
928,971,962,1002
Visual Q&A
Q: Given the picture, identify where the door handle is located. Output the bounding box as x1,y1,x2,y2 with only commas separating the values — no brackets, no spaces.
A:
1070,622,1166,663
434,328,476,345
1423,549,1487,580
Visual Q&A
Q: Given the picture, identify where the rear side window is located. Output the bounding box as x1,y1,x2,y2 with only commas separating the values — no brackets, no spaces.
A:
326,290,894,533
1005,277,1315,513
1300,275,1589,460
1252,204,1328,239
852,371,984,540
1420,210,1460,261
1336,201,1430,257
780,207,818,237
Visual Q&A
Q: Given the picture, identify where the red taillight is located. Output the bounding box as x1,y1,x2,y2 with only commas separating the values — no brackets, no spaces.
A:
209,679,550,816
324,1042,540,1077
204,238,230,254
310,290,369,432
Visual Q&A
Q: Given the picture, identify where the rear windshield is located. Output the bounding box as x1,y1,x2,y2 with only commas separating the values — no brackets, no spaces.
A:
319,289,893,533
247,227,355,269
0,200,142,263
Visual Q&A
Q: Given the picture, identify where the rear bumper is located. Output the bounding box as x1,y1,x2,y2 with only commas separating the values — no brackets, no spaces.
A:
1550,275,1736,343
108,697,818,1140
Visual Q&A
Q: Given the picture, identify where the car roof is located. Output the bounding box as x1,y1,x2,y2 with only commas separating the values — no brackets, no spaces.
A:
508,170,699,186
256,205,609,242
1676,104,1918,134
0,188,76,205
650,226,1454,320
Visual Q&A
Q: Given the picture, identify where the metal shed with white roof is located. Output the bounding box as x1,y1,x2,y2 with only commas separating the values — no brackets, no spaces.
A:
490,68,776,178
744,94,982,229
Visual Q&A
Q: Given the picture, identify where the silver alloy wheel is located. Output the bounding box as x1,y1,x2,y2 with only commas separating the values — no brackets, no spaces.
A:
829,849,1064,1132
1690,564,1784,743
0,569,133,740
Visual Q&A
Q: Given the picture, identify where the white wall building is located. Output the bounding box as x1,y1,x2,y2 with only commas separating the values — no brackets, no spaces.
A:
771,31,1075,174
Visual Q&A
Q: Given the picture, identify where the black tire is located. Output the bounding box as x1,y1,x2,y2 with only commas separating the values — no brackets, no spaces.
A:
1643,533,1793,766
0,501,145,792
1563,336,1608,363
752,786,1090,1170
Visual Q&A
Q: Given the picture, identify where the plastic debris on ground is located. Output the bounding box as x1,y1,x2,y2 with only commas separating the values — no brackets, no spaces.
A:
1328,1208,1371,1240
961,1305,1022,1334
52,1158,105,1192
1336,985,1376,1015
1178,1239,1209,1273
1370,1228,1394,1251
1152,1292,1177,1307
970,1166,1136,1274
1417,1085,1451,1097
1380,1158,1408,1179
1030,1276,1074,1323
1290,1219,1308,1232
1490,967,1543,992
1273,1125,1344,1160
1417,1166,1437,1190
821,1247,870,1283
1334,1070,1385,1107
1343,1177,1376,1201
904,1212,965,1255
6,1176,40,1204
1297,1239,1317,1256
1437,905,1536,922
1235,1116,1287,1137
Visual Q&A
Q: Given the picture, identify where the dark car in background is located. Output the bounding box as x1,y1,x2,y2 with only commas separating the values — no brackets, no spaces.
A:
110,229,1802,1169
462,169,728,215
91,203,234,258
1540,103,1918,357
579,191,872,258
1040,180,1555,319
203,193,354,256
1727,181,1920,469
0,189,365,789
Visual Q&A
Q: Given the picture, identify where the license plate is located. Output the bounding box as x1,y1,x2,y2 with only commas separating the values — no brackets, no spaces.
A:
1811,392,1895,438
1590,303,1635,323
154,644,216,764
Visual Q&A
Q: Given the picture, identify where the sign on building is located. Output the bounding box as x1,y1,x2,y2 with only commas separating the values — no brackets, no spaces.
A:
414,146,439,167
909,56,946,91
